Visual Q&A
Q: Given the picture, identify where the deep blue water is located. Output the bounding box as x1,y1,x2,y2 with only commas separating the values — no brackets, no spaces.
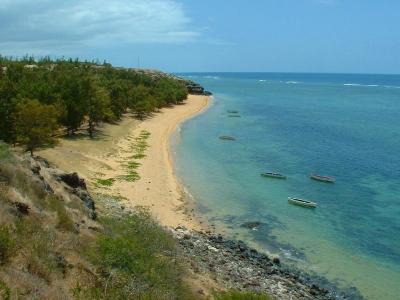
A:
173,73,400,299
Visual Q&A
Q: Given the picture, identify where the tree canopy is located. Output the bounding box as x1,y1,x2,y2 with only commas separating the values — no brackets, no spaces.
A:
0,56,188,150
14,98,60,155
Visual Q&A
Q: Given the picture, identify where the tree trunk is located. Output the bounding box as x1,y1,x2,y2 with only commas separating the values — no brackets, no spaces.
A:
88,119,93,138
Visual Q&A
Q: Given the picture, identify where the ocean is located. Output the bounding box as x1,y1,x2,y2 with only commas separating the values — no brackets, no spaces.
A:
172,73,400,300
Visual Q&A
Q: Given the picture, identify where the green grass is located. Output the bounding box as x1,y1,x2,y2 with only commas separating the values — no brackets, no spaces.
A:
0,142,12,162
0,226,15,265
95,178,116,187
44,195,76,232
131,153,146,159
76,207,193,299
0,280,10,300
117,173,140,182
214,290,273,300
119,130,151,183
13,217,68,282
126,161,141,169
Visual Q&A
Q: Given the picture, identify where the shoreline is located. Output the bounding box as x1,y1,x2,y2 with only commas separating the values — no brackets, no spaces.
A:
36,92,364,299
38,94,211,231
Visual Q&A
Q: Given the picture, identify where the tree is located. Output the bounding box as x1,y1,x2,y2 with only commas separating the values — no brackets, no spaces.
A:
0,78,17,143
14,98,60,156
83,78,113,138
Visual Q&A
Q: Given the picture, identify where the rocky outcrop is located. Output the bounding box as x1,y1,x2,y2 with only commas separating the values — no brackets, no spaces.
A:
184,81,213,96
28,157,97,219
172,227,363,300
59,172,86,189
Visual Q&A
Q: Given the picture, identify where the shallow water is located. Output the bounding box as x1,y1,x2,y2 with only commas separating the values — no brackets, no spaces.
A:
173,73,400,300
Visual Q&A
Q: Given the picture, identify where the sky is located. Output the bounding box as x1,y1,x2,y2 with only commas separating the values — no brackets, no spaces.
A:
0,0,399,73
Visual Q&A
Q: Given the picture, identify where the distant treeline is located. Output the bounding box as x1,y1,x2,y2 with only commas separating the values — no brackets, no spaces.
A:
0,55,188,154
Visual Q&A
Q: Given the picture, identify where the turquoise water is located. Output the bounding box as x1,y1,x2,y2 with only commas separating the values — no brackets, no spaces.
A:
173,73,400,299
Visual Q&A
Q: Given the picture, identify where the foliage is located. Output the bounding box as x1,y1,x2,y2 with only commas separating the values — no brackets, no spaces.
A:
0,226,15,265
0,141,12,161
78,208,193,299
0,280,10,300
44,195,77,232
13,98,60,155
96,178,115,187
0,56,188,143
119,130,151,183
214,290,273,300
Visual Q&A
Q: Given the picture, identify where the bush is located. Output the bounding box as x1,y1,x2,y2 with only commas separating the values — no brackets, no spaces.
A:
0,142,11,162
79,209,193,299
96,178,115,187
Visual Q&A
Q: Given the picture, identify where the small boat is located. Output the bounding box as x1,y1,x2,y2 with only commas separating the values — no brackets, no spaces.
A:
219,135,236,141
261,172,286,179
288,197,317,208
227,110,239,114
310,174,335,183
228,114,241,118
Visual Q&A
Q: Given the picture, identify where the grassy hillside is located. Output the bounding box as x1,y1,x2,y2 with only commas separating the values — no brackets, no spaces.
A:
0,142,193,299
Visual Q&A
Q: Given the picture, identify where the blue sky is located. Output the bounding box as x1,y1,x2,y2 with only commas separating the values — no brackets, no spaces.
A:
0,0,399,73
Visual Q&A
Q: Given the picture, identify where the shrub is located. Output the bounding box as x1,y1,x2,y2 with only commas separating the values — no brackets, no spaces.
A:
80,209,193,299
96,178,115,187
0,142,11,162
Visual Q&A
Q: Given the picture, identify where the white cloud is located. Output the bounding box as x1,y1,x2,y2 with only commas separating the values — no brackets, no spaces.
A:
0,0,199,55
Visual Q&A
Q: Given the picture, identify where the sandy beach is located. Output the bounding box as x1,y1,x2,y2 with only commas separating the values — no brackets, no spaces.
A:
39,94,210,229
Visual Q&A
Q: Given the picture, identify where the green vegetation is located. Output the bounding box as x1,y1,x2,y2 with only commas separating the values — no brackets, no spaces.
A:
119,130,151,182
0,141,11,161
0,280,10,300
14,98,60,155
76,207,192,299
214,290,273,300
0,56,188,154
96,178,116,187
0,226,14,265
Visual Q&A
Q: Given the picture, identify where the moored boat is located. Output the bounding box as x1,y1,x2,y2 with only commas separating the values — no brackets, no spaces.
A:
288,197,317,208
219,135,236,141
227,110,239,114
260,172,286,179
310,174,335,183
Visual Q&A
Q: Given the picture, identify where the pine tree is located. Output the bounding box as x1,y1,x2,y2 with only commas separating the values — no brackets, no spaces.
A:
14,98,60,156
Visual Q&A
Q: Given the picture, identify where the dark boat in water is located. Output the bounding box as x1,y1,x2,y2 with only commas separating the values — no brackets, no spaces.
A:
261,172,286,179
288,197,317,208
227,110,239,114
219,135,236,141
310,174,335,183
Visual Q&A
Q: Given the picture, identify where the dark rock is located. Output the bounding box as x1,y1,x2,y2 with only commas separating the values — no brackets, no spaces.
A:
31,165,41,175
35,156,50,168
240,221,262,230
14,201,30,215
272,257,281,265
59,172,86,189
74,189,96,219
